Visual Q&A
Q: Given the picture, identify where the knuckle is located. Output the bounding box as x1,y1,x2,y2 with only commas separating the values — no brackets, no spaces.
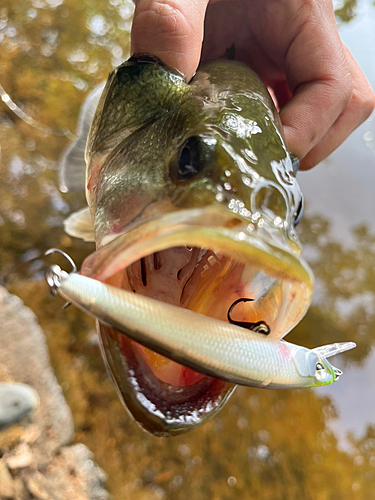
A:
333,59,353,108
340,72,353,103
152,1,184,24
353,84,375,121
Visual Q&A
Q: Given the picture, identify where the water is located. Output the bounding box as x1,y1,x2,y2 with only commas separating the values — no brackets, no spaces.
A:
0,0,374,498
297,0,375,452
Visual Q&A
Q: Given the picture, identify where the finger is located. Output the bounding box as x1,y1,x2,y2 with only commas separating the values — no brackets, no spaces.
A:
131,0,209,80
279,1,353,160
300,47,375,170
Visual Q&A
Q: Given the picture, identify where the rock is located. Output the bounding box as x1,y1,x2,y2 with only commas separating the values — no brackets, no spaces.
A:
60,444,108,500
12,477,27,500
0,287,73,465
0,287,109,500
25,474,51,500
37,444,109,500
0,459,15,498
0,383,39,430
5,442,34,470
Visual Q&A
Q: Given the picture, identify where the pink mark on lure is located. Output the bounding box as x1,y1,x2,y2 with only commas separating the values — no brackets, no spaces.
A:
279,342,292,359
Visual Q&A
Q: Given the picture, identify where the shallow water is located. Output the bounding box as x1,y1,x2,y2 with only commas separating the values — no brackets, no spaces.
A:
1,0,375,498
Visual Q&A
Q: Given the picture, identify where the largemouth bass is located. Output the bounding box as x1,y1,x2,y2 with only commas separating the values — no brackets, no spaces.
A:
60,54,317,436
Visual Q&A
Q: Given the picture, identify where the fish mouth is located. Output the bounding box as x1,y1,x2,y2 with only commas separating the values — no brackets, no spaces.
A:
81,207,313,435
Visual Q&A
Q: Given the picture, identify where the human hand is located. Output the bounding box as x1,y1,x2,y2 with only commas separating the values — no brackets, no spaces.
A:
131,0,375,169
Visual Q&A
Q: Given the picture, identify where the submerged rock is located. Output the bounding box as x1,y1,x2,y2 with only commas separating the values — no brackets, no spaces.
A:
0,383,39,430
0,286,109,500
0,286,73,460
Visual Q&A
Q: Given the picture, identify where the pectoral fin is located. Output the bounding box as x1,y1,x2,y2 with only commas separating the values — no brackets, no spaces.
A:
64,207,95,242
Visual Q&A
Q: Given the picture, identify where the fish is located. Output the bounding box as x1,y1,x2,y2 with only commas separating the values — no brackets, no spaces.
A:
0,383,39,429
59,53,318,436
45,261,355,390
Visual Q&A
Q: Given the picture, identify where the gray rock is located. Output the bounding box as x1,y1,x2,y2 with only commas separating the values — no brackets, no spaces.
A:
0,286,109,499
0,383,39,429
0,287,74,465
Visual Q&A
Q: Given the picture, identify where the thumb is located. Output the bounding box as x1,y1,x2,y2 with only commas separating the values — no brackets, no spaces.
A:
131,0,209,80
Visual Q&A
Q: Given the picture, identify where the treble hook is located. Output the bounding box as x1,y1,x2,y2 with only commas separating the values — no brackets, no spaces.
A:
227,298,271,335
44,248,77,309
45,248,77,273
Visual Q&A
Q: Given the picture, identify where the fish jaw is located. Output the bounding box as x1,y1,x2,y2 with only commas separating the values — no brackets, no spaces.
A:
99,323,235,436
81,206,313,435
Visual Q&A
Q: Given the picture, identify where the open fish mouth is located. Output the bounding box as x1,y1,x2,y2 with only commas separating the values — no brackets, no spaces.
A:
81,207,313,435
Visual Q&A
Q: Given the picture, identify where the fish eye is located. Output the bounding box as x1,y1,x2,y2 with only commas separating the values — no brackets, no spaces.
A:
293,196,304,227
175,135,217,181
315,362,328,382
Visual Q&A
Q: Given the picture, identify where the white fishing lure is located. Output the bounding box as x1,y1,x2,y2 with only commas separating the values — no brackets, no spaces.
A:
45,249,356,390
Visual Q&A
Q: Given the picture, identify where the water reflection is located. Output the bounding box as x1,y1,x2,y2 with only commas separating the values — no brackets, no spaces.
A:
300,0,375,244
297,0,375,452
335,0,359,24
1,0,375,498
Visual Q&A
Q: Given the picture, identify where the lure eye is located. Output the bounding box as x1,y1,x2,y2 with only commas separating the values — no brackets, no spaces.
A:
315,362,328,382
293,196,304,227
175,135,217,181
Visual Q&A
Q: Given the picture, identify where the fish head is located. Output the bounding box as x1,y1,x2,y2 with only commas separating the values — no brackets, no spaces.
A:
74,54,314,435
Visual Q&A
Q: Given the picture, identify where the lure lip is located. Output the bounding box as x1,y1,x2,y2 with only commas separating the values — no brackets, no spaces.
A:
313,342,357,359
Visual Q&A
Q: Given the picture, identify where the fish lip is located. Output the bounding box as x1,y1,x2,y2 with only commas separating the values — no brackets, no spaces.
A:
99,325,235,436
82,206,313,292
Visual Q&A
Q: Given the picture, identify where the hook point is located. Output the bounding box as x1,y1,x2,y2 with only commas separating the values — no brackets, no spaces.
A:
45,248,77,273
